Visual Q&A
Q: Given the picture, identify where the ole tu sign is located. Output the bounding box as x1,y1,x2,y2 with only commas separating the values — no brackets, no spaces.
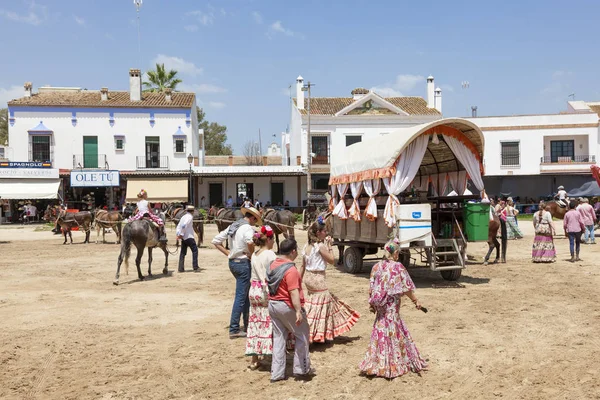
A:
70,170,120,187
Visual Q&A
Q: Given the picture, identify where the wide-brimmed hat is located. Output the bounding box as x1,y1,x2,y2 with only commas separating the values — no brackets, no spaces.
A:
241,206,262,225
558,186,564,190
186,204,195,211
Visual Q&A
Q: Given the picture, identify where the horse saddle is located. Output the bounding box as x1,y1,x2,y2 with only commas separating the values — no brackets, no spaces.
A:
557,200,567,208
142,215,160,228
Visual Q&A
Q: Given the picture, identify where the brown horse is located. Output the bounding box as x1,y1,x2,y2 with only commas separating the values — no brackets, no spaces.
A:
166,206,204,245
545,200,568,220
56,209,93,244
262,208,296,253
94,209,123,244
483,207,501,265
207,206,244,249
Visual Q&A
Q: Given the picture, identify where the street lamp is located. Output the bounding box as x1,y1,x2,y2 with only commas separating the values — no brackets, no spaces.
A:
187,153,194,206
301,81,314,205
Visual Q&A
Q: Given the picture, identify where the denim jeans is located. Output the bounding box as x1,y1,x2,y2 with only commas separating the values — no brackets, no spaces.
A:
567,232,582,256
583,225,595,243
178,238,198,271
228,258,251,334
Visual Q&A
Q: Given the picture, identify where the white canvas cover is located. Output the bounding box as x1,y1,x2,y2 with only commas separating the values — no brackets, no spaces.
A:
0,179,60,199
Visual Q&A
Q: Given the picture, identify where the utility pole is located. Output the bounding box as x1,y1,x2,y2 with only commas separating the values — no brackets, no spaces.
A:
133,0,142,68
302,81,314,205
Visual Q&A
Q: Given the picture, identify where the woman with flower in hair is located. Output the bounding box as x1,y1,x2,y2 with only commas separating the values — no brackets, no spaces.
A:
246,225,277,370
359,238,427,379
128,189,167,241
301,216,360,343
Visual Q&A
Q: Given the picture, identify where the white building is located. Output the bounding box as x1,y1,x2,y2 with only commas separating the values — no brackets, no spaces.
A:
6,69,199,208
288,75,443,190
267,142,281,156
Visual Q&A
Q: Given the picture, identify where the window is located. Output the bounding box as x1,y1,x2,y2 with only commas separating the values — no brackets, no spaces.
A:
550,140,574,162
115,137,124,150
501,141,520,167
175,139,185,153
346,135,362,147
311,136,328,164
31,135,51,162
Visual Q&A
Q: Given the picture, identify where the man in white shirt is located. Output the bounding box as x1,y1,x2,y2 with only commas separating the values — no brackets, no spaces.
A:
176,205,198,272
212,206,262,339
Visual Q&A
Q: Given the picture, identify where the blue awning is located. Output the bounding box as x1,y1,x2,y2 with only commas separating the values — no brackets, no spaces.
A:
173,126,186,138
28,121,53,135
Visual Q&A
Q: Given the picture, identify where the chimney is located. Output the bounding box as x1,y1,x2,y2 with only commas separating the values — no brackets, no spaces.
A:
296,75,304,110
351,88,369,100
164,88,172,102
426,76,435,108
129,69,142,101
471,106,478,117
100,87,108,101
24,82,32,97
434,87,442,113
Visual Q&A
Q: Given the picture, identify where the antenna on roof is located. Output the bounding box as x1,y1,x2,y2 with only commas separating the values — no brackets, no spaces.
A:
568,93,575,101
133,0,143,68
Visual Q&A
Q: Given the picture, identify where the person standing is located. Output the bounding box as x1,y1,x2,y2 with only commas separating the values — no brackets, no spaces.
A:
246,225,277,370
495,199,508,263
301,217,360,343
176,205,199,272
505,197,523,240
531,201,556,263
564,200,585,262
359,238,427,379
226,195,234,209
267,238,313,383
577,198,596,244
212,206,262,339
199,196,208,209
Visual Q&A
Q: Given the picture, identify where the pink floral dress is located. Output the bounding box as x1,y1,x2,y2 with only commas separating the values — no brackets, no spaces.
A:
358,260,427,378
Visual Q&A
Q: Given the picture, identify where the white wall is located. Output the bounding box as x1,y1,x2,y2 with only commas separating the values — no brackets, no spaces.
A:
8,107,198,171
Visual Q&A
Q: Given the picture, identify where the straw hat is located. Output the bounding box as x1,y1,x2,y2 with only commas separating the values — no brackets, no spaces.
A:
186,204,195,211
241,206,262,225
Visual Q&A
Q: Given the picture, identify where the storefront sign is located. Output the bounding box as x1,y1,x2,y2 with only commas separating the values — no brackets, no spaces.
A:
0,168,59,179
0,161,52,168
70,170,120,187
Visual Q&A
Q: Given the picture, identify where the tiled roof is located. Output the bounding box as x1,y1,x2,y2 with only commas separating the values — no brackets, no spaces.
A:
8,90,195,108
589,105,600,117
293,96,440,116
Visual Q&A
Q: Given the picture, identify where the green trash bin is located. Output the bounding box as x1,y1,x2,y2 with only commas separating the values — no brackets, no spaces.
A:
464,202,490,242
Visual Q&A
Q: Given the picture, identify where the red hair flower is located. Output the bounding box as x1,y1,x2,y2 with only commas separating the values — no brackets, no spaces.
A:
261,225,274,237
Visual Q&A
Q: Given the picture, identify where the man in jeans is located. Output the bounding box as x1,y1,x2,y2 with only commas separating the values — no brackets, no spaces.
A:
267,239,314,383
176,205,199,272
577,197,596,244
564,200,586,262
212,206,262,339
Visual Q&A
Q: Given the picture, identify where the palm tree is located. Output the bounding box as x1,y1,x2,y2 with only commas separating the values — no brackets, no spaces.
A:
143,63,182,92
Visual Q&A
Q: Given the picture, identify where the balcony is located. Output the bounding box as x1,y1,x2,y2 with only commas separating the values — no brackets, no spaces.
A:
539,154,595,174
73,154,107,169
312,153,330,165
136,156,169,169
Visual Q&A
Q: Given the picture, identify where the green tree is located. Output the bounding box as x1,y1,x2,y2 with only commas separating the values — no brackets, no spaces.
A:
143,63,182,92
0,108,8,146
197,107,232,155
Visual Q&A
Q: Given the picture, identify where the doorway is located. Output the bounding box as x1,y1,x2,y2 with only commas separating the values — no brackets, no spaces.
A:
209,183,223,207
83,136,98,168
236,183,254,205
145,137,160,168
271,182,284,206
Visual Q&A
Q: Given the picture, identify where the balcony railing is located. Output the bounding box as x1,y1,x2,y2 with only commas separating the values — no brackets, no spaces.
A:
73,154,107,169
136,155,169,169
540,155,595,164
312,153,330,165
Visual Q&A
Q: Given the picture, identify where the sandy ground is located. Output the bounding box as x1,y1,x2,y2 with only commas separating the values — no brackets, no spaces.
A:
0,220,599,400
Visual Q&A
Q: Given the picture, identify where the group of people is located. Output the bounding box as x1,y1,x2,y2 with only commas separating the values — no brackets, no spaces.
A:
224,195,290,210
210,206,427,382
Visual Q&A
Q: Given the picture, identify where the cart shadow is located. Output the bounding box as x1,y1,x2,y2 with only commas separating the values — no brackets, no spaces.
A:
310,336,361,353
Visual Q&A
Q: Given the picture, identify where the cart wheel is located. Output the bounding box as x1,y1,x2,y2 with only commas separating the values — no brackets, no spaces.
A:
440,269,462,281
343,247,364,274
399,249,411,267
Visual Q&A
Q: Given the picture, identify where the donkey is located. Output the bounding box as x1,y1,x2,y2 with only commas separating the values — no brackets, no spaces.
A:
113,214,169,285
207,206,244,249
55,209,93,245
94,209,123,244
262,208,296,253
166,205,204,245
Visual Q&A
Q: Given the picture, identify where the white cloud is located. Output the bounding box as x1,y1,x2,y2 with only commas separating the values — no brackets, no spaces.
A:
208,101,226,109
269,21,303,38
441,84,454,93
180,83,227,94
73,15,85,26
0,1,48,26
184,24,198,32
151,54,203,77
252,11,262,24
371,74,425,97
186,10,214,26
0,85,25,107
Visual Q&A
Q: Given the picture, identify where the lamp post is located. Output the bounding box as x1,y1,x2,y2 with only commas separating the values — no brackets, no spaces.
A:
187,153,194,206
301,81,314,205
133,0,142,67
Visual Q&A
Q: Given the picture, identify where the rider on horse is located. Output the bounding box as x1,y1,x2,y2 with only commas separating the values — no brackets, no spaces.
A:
128,189,167,242
555,185,569,208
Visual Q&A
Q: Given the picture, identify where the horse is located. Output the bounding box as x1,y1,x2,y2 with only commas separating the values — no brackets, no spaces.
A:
262,208,296,253
207,206,244,249
55,209,93,244
545,200,568,220
113,213,169,285
483,207,501,265
166,205,204,245
94,209,123,244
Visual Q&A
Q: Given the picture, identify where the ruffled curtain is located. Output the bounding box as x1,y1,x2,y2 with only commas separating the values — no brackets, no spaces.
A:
382,135,429,227
430,173,440,197
348,181,364,221
448,170,468,195
332,183,349,219
417,175,429,192
437,172,448,196
443,135,484,191
363,179,381,221
329,185,337,211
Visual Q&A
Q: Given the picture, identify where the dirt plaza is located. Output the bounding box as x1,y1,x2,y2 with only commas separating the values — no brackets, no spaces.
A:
0,222,599,400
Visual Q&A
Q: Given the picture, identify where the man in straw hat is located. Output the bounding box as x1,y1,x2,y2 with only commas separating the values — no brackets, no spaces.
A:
176,204,199,273
212,206,262,339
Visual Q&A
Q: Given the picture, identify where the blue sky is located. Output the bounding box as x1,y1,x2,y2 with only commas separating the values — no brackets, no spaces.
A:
2,0,600,153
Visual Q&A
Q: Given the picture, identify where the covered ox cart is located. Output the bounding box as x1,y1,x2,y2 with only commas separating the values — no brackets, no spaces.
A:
328,118,489,281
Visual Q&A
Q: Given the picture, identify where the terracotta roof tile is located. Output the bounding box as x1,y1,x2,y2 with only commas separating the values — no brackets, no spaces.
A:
588,105,600,117
8,90,195,108
294,96,440,116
